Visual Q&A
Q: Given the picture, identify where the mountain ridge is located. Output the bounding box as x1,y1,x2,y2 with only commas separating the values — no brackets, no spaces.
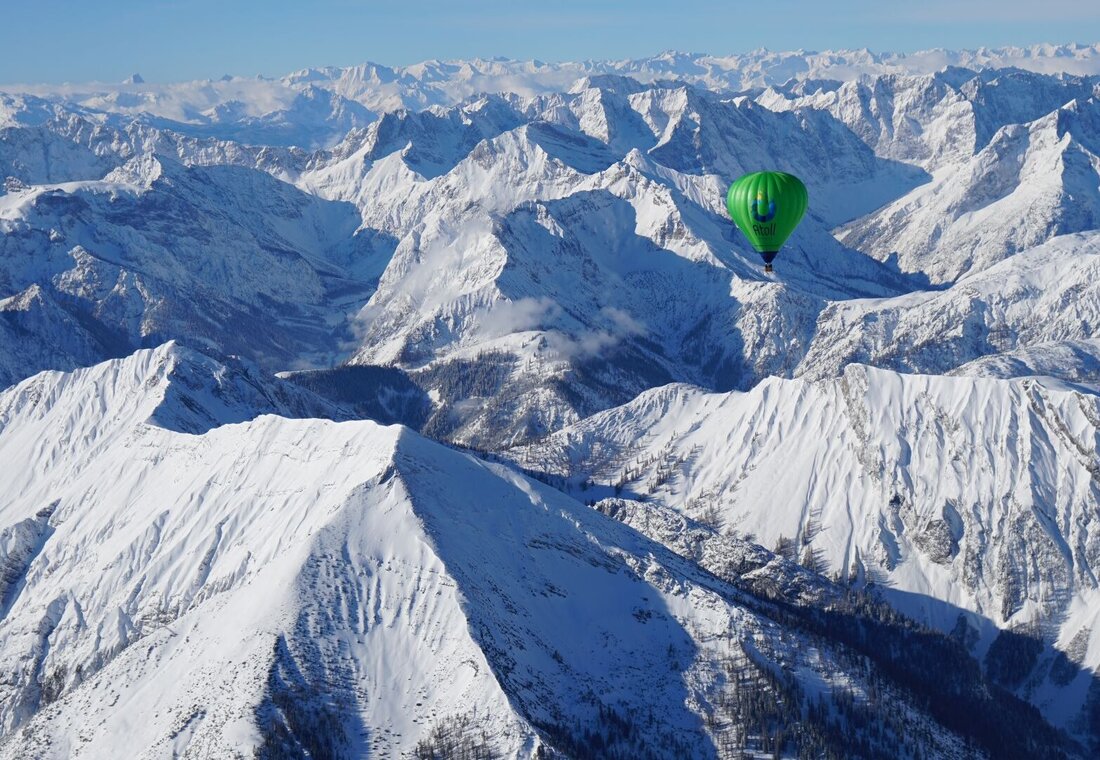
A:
0,345,1087,758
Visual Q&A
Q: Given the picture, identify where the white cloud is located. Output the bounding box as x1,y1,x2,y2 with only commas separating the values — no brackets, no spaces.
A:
478,297,561,339
601,306,646,337
542,305,647,360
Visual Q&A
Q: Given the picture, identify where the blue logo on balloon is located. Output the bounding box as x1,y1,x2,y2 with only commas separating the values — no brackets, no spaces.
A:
752,197,777,223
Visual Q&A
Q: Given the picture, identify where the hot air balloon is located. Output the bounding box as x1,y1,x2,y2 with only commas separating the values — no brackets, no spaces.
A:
726,171,808,272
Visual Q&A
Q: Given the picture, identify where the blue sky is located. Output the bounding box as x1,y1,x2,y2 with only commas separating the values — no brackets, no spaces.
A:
6,0,1100,83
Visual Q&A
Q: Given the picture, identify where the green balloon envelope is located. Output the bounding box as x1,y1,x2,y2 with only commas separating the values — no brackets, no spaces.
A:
726,171,808,269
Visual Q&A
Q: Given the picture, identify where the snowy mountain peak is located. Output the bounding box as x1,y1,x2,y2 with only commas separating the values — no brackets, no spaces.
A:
0,342,346,442
101,152,164,187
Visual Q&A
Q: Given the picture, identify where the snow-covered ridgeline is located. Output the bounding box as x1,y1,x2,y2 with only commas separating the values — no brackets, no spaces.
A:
4,43,1100,129
2,345,1049,758
509,359,1100,724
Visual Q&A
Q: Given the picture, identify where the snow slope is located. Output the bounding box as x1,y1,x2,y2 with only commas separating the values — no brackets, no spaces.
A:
0,346,528,757
952,339,1100,383
2,346,1056,758
836,99,1100,282
797,233,1100,380
0,152,392,386
759,67,1100,171
509,360,1100,730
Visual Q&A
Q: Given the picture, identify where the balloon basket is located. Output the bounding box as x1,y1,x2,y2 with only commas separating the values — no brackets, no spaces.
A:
764,263,774,273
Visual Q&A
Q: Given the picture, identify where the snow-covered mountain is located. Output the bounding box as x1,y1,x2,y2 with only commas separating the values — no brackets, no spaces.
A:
0,150,392,387
6,44,1100,150
5,345,1079,758
758,67,1100,171
287,78,938,446
758,67,1100,283
296,80,1100,443
795,232,1100,380
280,44,1100,112
4,44,1100,757
1,73,931,445
3,55,1098,414
835,98,1100,282
952,338,1100,382
507,360,1100,735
